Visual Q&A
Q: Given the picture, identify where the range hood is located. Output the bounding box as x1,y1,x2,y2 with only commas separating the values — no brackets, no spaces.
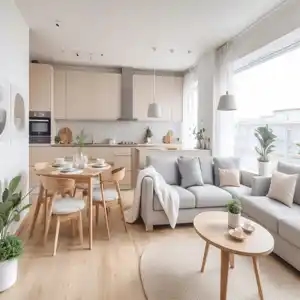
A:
117,67,138,121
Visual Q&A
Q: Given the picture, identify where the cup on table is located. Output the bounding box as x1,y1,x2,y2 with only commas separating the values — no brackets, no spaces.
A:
64,162,73,169
55,158,65,165
96,158,105,165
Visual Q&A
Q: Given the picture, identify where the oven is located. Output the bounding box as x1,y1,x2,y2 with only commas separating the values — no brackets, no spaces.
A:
29,111,51,144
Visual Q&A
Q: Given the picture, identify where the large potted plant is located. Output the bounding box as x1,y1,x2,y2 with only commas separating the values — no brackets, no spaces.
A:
254,124,277,176
0,175,31,292
227,199,242,228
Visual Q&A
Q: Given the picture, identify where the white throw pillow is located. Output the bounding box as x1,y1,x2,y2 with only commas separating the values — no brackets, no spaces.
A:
219,168,240,187
267,171,298,207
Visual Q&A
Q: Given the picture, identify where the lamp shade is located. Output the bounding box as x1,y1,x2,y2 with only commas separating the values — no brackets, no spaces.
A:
147,102,162,118
217,91,237,111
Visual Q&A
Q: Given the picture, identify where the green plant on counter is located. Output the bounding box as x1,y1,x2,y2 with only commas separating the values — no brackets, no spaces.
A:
74,129,87,148
0,175,32,261
227,199,242,215
254,124,277,162
54,135,60,144
193,127,205,141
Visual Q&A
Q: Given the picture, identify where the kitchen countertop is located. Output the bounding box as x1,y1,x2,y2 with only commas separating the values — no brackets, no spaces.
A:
30,143,181,148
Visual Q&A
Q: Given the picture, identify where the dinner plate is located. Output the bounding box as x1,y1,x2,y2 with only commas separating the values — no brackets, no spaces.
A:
91,163,108,168
60,168,78,173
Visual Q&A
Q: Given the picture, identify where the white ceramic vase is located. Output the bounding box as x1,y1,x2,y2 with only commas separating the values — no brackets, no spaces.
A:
258,161,270,176
0,259,18,292
228,212,241,229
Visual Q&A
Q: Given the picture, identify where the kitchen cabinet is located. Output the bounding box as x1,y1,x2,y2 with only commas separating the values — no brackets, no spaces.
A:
133,74,183,121
66,70,121,120
30,63,53,111
53,69,66,119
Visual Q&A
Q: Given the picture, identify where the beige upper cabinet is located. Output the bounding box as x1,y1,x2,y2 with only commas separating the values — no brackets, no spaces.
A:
29,63,53,111
133,74,183,121
66,70,121,120
53,69,66,119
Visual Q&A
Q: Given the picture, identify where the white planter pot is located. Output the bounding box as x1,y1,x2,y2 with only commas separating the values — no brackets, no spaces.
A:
258,161,270,176
228,212,241,229
0,259,18,292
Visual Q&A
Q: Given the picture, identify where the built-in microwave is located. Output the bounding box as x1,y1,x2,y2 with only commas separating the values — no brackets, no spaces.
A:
29,111,51,144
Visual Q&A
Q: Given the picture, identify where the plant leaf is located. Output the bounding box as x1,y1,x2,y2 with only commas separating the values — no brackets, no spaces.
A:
8,175,21,194
2,188,9,202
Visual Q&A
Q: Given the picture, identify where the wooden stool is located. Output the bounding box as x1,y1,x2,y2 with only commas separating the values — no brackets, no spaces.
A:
41,176,85,256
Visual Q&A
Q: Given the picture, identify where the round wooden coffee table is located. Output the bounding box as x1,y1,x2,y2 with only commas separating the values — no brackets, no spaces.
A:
193,211,274,300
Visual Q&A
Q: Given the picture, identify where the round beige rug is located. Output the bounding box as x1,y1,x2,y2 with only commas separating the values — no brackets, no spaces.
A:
140,236,300,300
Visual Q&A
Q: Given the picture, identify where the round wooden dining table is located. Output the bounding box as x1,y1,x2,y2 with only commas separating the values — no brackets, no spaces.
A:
35,163,111,250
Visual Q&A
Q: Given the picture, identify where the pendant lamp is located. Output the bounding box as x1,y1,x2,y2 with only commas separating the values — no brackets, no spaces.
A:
217,42,237,111
147,69,162,118
217,91,237,111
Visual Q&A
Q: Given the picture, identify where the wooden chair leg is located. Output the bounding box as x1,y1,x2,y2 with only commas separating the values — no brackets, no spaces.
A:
78,212,84,245
100,182,110,239
29,200,42,238
71,219,77,237
96,204,99,225
43,195,48,232
43,199,54,245
53,217,60,256
116,183,127,232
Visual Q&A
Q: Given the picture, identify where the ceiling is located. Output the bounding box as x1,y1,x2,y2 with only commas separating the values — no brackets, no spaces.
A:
16,0,285,71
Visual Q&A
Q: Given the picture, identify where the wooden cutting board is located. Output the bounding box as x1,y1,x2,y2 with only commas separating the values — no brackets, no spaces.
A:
58,127,72,144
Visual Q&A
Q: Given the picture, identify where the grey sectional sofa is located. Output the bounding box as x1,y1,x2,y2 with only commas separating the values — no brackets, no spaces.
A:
140,154,254,231
241,161,300,271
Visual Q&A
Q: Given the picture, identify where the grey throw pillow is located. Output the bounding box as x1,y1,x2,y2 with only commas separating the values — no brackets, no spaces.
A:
178,157,204,188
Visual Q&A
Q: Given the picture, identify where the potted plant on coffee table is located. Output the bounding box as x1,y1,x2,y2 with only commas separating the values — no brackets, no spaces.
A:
254,124,277,176
0,175,31,292
227,199,242,229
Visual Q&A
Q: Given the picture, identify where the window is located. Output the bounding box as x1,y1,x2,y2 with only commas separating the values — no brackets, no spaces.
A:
183,77,198,148
234,46,300,172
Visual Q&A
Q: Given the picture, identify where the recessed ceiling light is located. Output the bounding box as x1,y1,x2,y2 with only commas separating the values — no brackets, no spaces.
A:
55,21,61,28
169,49,174,53
152,47,157,52
188,50,192,54
76,52,79,57
100,53,104,57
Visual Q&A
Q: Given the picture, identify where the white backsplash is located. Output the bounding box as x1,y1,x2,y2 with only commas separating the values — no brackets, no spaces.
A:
55,120,182,144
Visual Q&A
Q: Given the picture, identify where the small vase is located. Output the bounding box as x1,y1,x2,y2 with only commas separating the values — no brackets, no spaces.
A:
146,137,151,144
75,148,85,169
228,212,241,229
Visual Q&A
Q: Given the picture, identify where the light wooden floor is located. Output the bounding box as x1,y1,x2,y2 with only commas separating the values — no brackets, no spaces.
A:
1,191,194,300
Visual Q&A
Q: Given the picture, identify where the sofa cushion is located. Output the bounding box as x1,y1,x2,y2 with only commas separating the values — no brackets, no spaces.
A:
222,185,251,198
146,155,179,185
153,185,196,211
278,217,300,249
187,184,232,208
267,170,298,207
198,156,214,184
178,157,204,188
241,196,300,233
277,161,300,205
213,157,240,186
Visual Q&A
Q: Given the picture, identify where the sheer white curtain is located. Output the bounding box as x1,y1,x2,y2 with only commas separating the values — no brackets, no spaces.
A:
183,70,198,148
214,43,236,156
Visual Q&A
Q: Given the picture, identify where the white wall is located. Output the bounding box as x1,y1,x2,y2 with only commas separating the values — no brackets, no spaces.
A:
0,1,29,232
197,0,300,156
